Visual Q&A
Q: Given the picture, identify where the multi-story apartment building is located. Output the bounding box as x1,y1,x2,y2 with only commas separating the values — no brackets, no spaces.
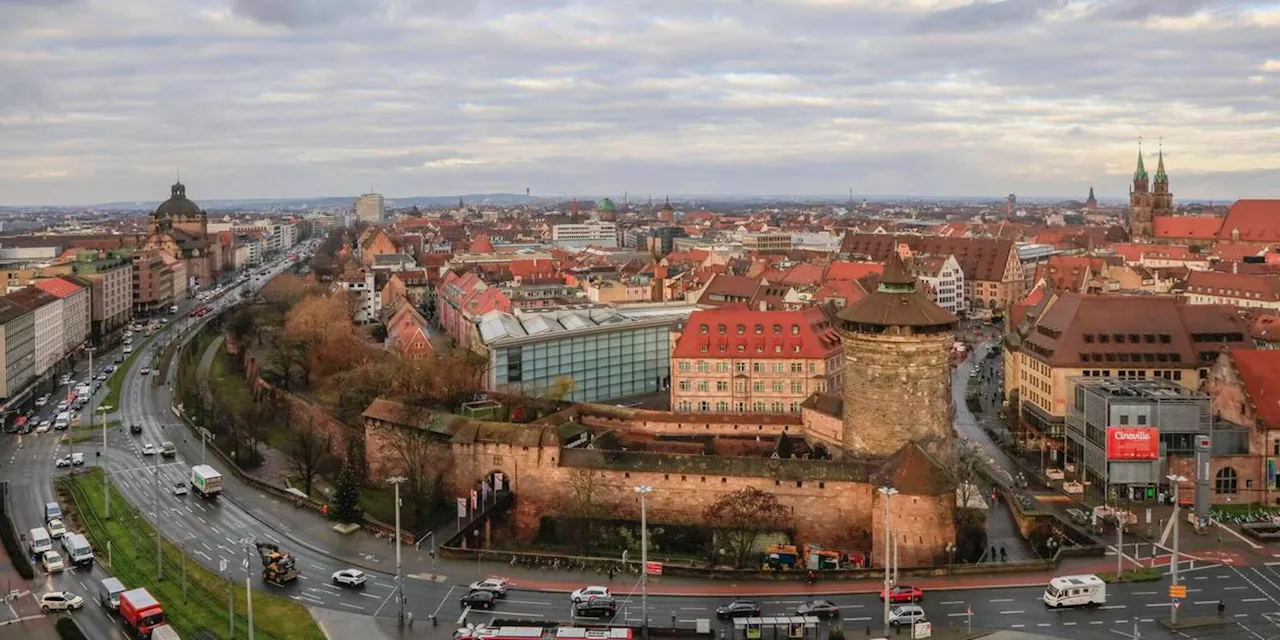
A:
332,270,378,324
552,220,618,248
1184,271,1280,311
34,278,90,355
1004,291,1251,453
742,232,793,254
70,253,133,344
6,287,61,377
840,234,1024,313
670,307,843,414
910,254,965,315
355,193,385,224
0,296,36,403
132,252,174,316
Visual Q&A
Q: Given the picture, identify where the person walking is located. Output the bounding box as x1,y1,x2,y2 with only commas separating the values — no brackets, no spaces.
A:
990,545,997,563
1000,546,1007,562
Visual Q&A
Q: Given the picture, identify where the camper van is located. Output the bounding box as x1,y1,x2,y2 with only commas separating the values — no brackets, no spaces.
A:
1043,574,1106,607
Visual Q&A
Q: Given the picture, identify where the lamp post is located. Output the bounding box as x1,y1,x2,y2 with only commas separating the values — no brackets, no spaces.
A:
878,486,899,638
154,445,162,581
388,476,406,626
241,537,256,640
1167,474,1186,626
634,485,653,640
96,404,114,518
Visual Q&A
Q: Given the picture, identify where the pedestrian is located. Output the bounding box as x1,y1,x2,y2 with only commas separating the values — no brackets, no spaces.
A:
1218,601,1225,616
608,567,614,581
1000,546,1007,562
990,545,997,562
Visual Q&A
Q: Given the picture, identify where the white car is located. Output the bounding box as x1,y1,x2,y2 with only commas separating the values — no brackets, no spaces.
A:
41,550,65,573
55,456,72,468
35,422,51,434
39,591,84,612
123,345,133,354
34,395,49,407
331,569,367,588
172,483,188,496
140,367,150,375
71,453,84,466
468,578,509,596
46,519,67,538
570,586,611,603
141,443,156,456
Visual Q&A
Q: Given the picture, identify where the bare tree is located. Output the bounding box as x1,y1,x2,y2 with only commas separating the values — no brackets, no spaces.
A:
564,468,615,554
702,487,792,569
374,409,450,529
289,418,332,496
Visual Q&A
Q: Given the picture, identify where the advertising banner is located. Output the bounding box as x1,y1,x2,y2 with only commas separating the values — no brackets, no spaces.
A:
1106,427,1159,460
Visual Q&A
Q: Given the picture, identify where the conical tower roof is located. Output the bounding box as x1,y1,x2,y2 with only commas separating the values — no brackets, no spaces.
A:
1134,149,1148,182
1155,148,1168,183
1087,187,1096,201
836,251,958,329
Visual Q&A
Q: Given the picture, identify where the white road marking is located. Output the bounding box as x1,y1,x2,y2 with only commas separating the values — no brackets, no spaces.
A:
1098,605,1126,610
989,598,1013,603
939,600,964,605
359,593,380,599
505,600,553,607
338,602,363,610
1242,598,1268,602
999,610,1024,615
842,617,870,622
469,610,544,618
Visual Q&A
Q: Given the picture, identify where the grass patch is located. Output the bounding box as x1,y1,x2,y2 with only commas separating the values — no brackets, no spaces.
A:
207,346,254,415
104,344,147,409
59,468,325,640
72,420,119,433
1098,566,1162,583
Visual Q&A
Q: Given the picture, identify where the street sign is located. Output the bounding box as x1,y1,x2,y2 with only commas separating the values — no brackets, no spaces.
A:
1172,599,1180,609
1169,585,1187,598
645,561,663,575
912,622,932,639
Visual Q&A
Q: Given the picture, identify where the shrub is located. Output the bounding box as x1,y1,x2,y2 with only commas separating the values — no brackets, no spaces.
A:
55,617,89,640
0,512,34,580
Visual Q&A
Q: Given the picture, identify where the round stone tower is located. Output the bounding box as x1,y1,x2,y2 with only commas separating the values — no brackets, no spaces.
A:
836,250,959,458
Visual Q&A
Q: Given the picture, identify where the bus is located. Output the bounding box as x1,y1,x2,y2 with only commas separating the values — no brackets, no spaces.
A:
1043,574,1106,608
455,627,633,640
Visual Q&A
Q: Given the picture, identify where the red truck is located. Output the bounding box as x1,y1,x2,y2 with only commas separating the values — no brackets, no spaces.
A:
119,588,167,638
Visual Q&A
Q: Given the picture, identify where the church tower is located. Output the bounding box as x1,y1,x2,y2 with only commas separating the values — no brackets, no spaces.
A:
1151,144,1173,219
1128,143,1154,241
836,251,959,458
1085,187,1097,211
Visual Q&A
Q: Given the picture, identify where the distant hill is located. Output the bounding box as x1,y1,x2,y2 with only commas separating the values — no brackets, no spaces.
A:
83,193,542,212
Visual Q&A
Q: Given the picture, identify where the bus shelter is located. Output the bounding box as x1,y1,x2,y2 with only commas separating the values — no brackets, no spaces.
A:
731,616,821,640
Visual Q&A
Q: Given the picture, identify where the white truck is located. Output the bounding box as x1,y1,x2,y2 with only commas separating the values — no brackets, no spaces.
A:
190,465,223,499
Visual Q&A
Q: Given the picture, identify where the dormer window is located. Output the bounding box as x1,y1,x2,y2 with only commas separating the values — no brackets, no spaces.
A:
700,324,709,335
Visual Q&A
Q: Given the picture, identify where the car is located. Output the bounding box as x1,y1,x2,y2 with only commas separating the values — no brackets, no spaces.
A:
55,456,72,468
573,596,617,618
570,586,610,603
888,605,926,627
140,367,150,375
468,578,509,596
715,600,761,618
881,586,924,604
160,442,176,457
141,443,156,456
34,395,49,407
71,453,84,466
35,422,51,434
39,591,84,612
460,590,496,610
41,550,65,573
56,401,69,412
123,345,133,354
796,600,840,618
104,365,116,373
172,483,188,497
130,423,143,435
46,519,67,538
331,569,367,588
95,373,108,381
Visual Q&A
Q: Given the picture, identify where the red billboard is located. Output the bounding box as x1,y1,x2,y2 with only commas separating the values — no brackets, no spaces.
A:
1106,427,1159,460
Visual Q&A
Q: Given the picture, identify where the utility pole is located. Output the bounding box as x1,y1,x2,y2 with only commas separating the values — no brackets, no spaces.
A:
241,537,256,640
1117,515,1124,577
878,486,898,638
154,446,162,581
99,403,113,518
634,485,653,640
1167,474,1186,626
388,476,406,626
75,348,94,459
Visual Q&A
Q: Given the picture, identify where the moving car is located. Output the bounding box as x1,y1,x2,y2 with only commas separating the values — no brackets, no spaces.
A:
881,585,924,604
716,601,761,618
570,586,610,603
46,519,67,539
140,367,150,375
35,421,51,434
55,456,72,468
130,423,143,435
71,453,84,466
796,600,840,618
461,590,496,610
468,578,509,596
1043,574,1106,608
331,569,367,588
172,483,188,497
35,394,49,407
41,550,66,573
888,605,926,627
160,442,177,457
39,591,84,612
141,443,156,456
573,596,617,618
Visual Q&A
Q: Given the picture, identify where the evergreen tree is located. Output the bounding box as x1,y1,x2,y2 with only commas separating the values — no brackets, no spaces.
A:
333,457,363,523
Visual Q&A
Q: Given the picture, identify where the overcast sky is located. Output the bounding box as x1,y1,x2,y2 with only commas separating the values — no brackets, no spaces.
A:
2,0,1279,206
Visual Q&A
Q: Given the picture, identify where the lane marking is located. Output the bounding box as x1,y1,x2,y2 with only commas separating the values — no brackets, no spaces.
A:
939,601,964,605
842,617,870,622
998,610,1024,615
338,602,363,610
1098,605,1126,610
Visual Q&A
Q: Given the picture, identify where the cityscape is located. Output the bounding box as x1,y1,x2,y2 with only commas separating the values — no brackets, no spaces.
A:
4,2,1280,640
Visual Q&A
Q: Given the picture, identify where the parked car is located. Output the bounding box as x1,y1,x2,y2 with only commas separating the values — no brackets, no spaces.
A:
331,569,366,588
796,600,840,618
888,605,927,627
881,586,924,604
716,601,761,618
140,367,150,375
41,550,66,573
35,421,51,434
461,590,496,610
39,591,84,612
55,456,72,468
570,586,611,603
469,578,509,596
71,453,84,466
34,395,49,407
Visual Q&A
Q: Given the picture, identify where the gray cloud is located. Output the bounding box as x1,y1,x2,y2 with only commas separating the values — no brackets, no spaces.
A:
1,0,1278,205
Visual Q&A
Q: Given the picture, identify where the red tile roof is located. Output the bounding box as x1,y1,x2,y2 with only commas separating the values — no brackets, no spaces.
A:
1153,216,1224,240
1231,349,1280,428
33,277,83,298
469,235,495,253
824,260,884,282
1185,271,1280,303
840,234,1015,283
1106,243,1193,263
673,306,841,360
1219,200,1280,243
813,279,867,308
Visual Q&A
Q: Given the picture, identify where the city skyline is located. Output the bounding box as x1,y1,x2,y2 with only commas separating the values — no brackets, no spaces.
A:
3,0,1279,206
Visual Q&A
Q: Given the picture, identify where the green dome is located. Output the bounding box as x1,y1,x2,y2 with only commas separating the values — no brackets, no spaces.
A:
597,198,616,212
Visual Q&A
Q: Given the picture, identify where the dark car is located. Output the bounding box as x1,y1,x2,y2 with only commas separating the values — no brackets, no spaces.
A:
716,601,761,618
461,590,496,610
796,600,840,618
130,423,142,435
573,596,617,619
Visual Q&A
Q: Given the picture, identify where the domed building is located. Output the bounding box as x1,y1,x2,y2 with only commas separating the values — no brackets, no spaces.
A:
596,197,616,221
141,182,229,292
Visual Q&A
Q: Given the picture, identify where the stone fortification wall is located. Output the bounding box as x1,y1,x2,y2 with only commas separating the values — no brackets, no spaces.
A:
842,331,955,457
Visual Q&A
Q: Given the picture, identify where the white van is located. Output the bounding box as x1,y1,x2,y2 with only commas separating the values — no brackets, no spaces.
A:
99,577,127,611
1043,574,1106,607
28,527,52,555
151,624,181,640
62,532,94,566
54,412,70,430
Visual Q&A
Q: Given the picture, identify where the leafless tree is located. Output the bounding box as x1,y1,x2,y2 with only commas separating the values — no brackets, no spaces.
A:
289,418,332,496
702,487,792,569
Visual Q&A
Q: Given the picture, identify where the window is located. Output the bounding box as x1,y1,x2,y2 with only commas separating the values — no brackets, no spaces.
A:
735,381,746,393
717,324,726,335
716,362,729,372
698,401,710,412
678,380,690,391
792,325,800,335
773,324,782,335
737,345,745,353
1215,467,1238,495
716,381,728,392
700,345,708,353
792,381,803,393
735,401,745,412
771,401,784,413
753,362,765,373
772,363,785,373
1119,415,1130,425
1137,415,1147,425
715,401,729,412
1083,334,1095,344
753,381,765,392
678,361,691,372
816,381,826,392
700,324,708,335
737,324,745,335
753,401,765,412
677,401,691,411
772,381,784,392
791,362,804,373
735,362,746,373
697,380,709,392
697,361,710,372
790,402,799,413
792,345,801,354
755,324,764,335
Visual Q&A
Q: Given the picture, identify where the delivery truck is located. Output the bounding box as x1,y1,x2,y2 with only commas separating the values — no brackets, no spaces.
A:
190,465,223,498
119,588,166,638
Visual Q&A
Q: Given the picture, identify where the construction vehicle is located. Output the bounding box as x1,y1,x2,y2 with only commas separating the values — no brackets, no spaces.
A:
255,542,298,585
762,544,799,570
803,544,841,570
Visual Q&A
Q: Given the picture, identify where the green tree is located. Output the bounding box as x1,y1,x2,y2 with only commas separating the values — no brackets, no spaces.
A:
333,457,363,523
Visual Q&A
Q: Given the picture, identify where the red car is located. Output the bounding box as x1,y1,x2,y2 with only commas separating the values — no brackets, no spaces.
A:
880,586,923,603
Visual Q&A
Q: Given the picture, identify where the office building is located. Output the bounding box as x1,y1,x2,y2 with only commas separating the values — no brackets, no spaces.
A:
356,193,385,224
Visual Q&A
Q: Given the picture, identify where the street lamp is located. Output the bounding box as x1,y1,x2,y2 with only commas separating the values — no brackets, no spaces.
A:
634,485,653,640
878,486,898,638
388,476,406,626
1167,474,1187,626
96,404,114,518
240,537,256,640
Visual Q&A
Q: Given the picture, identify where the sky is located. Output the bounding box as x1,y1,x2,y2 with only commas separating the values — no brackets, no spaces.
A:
2,0,1279,206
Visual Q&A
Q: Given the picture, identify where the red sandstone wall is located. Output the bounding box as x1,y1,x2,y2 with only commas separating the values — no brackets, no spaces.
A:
800,407,842,449
578,411,801,438
243,355,355,460
869,491,957,568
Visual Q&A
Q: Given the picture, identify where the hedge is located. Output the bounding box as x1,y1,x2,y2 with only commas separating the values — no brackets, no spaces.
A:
55,617,89,640
0,511,33,580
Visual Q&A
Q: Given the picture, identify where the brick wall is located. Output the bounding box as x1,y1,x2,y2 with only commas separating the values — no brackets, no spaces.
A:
243,355,358,460
842,330,954,457
576,407,801,438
